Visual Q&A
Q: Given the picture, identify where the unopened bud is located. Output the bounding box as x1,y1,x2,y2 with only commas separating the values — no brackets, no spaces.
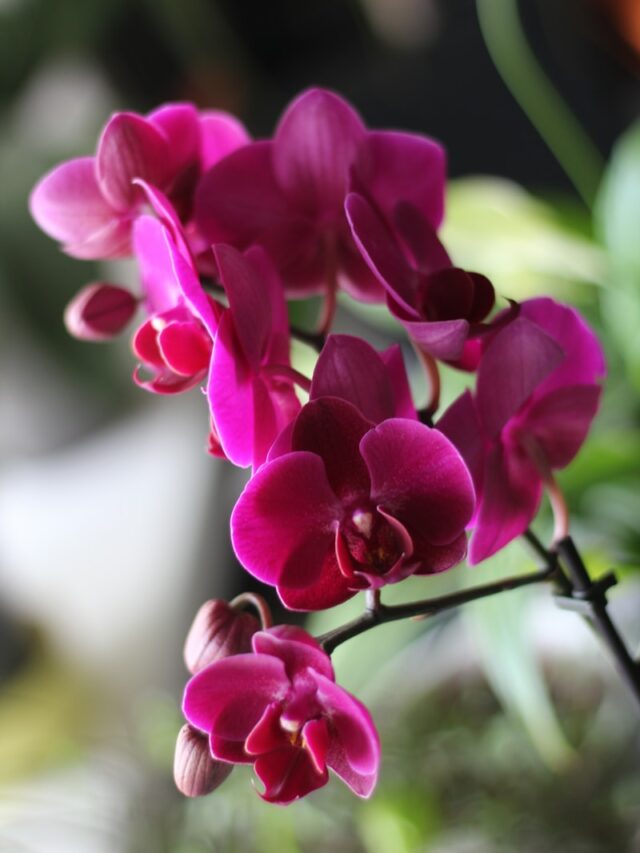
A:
174,724,232,797
183,599,259,674
64,283,137,341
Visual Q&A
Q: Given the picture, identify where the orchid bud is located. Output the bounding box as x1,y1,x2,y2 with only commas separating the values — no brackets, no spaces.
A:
173,724,232,797
64,283,137,341
183,599,260,674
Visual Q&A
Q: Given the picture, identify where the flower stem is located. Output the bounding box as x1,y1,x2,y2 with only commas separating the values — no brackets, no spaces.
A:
230,592,273,629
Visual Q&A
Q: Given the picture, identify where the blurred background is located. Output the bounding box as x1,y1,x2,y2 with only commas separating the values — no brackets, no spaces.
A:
1,0,640,850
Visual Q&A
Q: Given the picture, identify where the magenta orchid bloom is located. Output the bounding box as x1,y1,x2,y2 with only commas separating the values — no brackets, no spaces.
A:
208,244,301,470
183,625,380,804
231,397,475,610
131,212,221,394
30,103,249,260
438,298,606,564
346,193,495,367
195,88,445,304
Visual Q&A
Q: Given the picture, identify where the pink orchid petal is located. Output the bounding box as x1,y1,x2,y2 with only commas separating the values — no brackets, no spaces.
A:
158,321,211,376
97,112,170,211
401,317,470,361
335,231,387,303
303,718,330,774
356,131,446,230
148,102,200,177
245,702,288,756
251,375,285,471
208,312,255,468
64,283,137,341
392,201,451,273
255,744,328,804
345,192,418,315
310,335,395,423
359,418,475,547
476,316,565,438
133,364,203,395
273,88,366,213
469,443,542,564
133,215,182,313
199,110,251,170
291,398,372,502
310,671,380,796
520,384,602,469
520,297,606,394
380,345,417,420
410,531,469,575
29,157,119,253
132,318,165,368
419,268,474,321
195,141,293,245
183,654,288,739
210,734,253,764
278,550,355,611
214,244,271,368
133,179,192,258
252,628,334,681
245,246,291,364
437,390,485,488
230,450,343,588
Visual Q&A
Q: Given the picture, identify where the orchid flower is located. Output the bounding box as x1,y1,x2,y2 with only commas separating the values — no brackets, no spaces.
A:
30,103,249,259
183,625,380,804
231,397,475,610
438,298,606,563
346,194,495,368
195,88,445,316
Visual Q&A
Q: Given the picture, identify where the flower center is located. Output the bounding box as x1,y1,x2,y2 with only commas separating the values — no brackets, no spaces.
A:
342,507,403,575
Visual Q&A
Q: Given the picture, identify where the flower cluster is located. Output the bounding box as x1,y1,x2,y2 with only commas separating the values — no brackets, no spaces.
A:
30,88,605,804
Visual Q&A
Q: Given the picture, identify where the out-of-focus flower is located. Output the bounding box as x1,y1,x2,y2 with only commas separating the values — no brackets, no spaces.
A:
182,625,380,804
183,599,261,675
30,103,249,259
208,245,301,470
439,298,606,563
174,723,234,797
346,194,494,367
63,282,138,341
131,212,221,394
231,397,475,610
195,88,445,305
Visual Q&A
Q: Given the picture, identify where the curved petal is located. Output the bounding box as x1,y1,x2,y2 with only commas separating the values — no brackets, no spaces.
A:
310,334,395,424
392,201,451,273
252,627,334,680
158,321,211,376
254,744,328,804
278,549,354,611
199,110,251,170
273,88,366,213
215,244,271,367
469,442,542,564
148,102,200,177
133,215,182,313
208,312,255,468
401,316,470,362
183,654,288,739
476,316,565,438
520,297,606,394
360,418,475,547
230,450,342,588
355,130,446,230
97,112,170,211
195,141,292,244
310,671,380,797
521,384,602,469
29,157,116,250
336,228,387,303
292,398,372,502
345,192,418,315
